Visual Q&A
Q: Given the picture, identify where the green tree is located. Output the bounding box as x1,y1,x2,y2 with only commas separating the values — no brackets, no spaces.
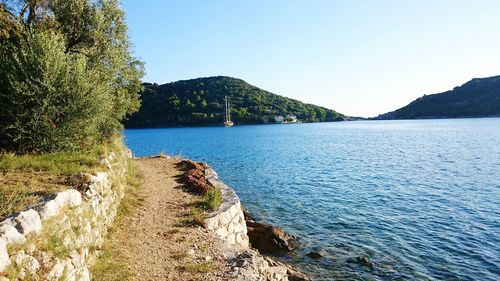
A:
0,0,143,152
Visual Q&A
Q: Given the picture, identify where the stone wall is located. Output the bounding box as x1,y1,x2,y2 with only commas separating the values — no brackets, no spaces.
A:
0,148,130,280
202,167,309,281
203,167,249,251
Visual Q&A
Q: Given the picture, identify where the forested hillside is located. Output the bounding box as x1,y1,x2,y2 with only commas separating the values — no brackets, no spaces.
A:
376,75,500,120
124,76,346,127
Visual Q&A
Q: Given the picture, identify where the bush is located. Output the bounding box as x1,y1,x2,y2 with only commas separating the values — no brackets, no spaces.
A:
0,0,143,153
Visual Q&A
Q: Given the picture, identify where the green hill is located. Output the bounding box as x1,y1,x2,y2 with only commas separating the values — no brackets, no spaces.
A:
376,75,500,120
124,76,346,127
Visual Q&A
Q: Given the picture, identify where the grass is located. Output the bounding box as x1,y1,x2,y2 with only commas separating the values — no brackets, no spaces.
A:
0,175,65,218
171,250,189,261
200,187,223,211
176,187,222,228
0,137,121,219
176,207,207,227
0,151,101,175
91,158,144,281
176,261,215,273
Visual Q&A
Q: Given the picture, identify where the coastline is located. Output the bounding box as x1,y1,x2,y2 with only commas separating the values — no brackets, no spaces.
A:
162,156,311,280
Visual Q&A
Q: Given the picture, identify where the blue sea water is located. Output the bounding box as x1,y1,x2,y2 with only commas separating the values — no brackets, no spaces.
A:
124,119,500,281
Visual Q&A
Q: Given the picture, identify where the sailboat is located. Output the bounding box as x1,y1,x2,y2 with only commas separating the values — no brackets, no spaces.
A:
223,96,234,127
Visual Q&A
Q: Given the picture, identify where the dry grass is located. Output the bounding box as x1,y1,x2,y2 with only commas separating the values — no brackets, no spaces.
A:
0,138,122,219
176,261,215,273
0,172,67,218
90,159,144,281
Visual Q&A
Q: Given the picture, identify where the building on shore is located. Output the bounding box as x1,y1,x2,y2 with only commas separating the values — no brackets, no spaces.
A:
274,114,299,124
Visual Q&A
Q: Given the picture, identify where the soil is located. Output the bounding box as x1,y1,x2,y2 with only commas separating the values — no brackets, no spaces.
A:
114,157,232,280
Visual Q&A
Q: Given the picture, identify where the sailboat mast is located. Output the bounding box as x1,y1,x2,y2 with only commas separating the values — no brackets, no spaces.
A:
227,97,231,122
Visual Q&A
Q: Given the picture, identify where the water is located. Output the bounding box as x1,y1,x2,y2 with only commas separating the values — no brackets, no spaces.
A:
124,119,500,281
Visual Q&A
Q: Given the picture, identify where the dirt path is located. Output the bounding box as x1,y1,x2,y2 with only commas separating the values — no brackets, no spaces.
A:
116,157,231,280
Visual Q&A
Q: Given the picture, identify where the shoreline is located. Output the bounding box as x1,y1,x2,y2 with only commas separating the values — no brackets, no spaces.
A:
163,156,311,280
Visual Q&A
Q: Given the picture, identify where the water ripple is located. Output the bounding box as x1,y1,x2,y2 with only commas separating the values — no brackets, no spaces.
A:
125,118,500,281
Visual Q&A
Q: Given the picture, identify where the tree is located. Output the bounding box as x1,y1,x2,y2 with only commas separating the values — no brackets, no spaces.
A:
0,0,143,152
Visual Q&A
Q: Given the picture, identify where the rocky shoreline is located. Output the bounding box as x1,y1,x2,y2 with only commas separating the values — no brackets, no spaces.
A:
179,159,310,281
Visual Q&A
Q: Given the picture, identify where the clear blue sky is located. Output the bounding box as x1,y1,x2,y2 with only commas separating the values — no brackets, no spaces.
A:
121,0,500,117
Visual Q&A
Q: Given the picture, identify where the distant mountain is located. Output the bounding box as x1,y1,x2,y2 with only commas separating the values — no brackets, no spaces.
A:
375,75,500,120
124,76,346,128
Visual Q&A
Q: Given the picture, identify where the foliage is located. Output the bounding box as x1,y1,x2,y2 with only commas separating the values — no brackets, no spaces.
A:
376,75,500,119
124,76,346,127
200,187,223,211
0,0,143,152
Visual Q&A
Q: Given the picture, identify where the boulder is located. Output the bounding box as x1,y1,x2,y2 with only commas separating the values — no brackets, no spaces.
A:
0,221,26,245
306,251,324,259
35,199,60,220
14,209,42,235
64,190,82,207
246,220,297,253
0,238,10,272
357,255,374,269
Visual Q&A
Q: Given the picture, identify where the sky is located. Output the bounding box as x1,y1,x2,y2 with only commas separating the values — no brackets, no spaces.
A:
121,0,500,117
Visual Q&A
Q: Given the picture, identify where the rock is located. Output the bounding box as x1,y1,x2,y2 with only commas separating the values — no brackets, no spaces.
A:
64,190,82,207
0,220,26,245
187,249,195,256
357,255,374,269
13,251,39,274
306,251,324,259
205,255,212,261
287,267,311,281
0,238,11,272
246,220,297,253
99,157,112,170
229,249,309,281
14,209,42,235
35,199,60,220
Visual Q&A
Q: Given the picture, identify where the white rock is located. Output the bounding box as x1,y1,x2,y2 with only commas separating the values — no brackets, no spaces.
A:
233,222,243,234
35,199,60,220
215,227,228,238
100,158,112,170
229,204,239,218
14,209,42,235
54,191,69,207
75,267,91,281
228,223,236,234
227,234,236,245
187,249,195,256
13,252,39,274
235,233,243,244
64,190,82,207
219,211,232,225
47,261,65,280
0,221,26,245
0,239,10,273
204,217,219,230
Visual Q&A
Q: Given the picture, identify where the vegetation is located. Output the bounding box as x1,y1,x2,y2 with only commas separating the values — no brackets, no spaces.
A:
0,0,143,153
376,75,500,119
199,187,223,211
91,158,144,281
175,261,215,273
124,76,346,127
0,137,121,219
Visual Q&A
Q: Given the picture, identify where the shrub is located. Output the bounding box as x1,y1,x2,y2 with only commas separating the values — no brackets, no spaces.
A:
0,0,143,153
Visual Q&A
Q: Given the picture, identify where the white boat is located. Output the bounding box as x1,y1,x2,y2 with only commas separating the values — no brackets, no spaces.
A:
224,96,234,127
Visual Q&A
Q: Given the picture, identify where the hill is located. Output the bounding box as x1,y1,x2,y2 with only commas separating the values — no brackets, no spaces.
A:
376,75,500,120
124,76,346,127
